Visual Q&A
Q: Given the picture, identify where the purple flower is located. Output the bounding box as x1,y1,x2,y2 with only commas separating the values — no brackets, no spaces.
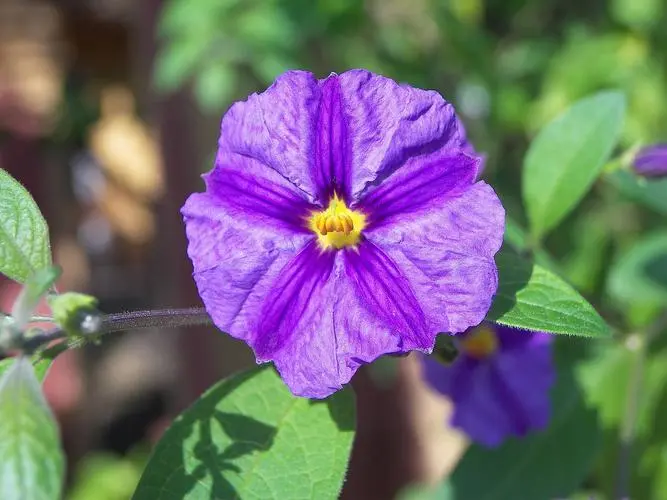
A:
424,324,555,447
633,144,667,178
182,70,505,398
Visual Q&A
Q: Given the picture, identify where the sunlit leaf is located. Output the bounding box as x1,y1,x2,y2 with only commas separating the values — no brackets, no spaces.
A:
0,358,63,500
133,366,355,500
0,169,51,283
0,357,51,382
522,91,626,239
488,250,610,337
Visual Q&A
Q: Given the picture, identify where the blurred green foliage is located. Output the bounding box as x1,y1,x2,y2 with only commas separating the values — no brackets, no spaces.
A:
155,0,667,149
67,451,146,500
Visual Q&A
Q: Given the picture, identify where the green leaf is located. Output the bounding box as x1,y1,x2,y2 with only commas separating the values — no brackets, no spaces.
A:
440,339,601,500
607,232,667,307
522,91,626,239
0,169,51,283
607,169,667,216
488,250,610,337
133,366,355,500
0,357,51,382
0,357,64,500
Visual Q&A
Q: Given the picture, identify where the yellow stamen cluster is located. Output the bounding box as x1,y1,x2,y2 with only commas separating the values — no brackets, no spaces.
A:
313,213,354,236
459,325,499,359
309,194,365,250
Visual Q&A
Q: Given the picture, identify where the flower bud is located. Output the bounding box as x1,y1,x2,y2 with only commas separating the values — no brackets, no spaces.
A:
48,292,102,337
633,144,667,178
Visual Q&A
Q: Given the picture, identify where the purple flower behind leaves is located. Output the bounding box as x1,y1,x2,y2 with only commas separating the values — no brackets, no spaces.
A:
182,70,505,398
424,324,555,447
633,144,667,178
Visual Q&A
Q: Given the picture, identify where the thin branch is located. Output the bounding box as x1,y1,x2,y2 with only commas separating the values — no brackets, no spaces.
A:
15,307,212,355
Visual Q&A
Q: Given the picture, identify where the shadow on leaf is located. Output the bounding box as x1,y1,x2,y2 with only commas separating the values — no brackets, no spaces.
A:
132,366,278,500
486,248,534,321
307,387,356,432
187,410,276,499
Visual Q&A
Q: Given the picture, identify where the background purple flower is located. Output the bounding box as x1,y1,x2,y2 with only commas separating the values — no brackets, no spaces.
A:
424,324,555,447
633,144,667,178
182,69,505,398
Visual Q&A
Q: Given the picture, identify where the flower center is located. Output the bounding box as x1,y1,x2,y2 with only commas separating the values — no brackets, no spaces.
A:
310,194,366,250
459,325,498,359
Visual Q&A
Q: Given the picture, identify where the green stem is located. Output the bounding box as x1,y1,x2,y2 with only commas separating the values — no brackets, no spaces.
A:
615,333,646,499
615,311,667,498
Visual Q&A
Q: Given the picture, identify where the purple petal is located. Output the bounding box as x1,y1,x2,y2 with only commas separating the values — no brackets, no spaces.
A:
357,152,478,229
459,125,486,178
423,328,555,447
337,70,478,199
216,70,352,205
203,164,316,232
251,240,434,398
206,71,331,231
495,324,553,350
217,70,326,203
215,69,481,207
343,240,431,347
182,191,311,334
254,240,336,358
633,144,667,178
426,356,516,447
312,76,351,201
366,182,505,333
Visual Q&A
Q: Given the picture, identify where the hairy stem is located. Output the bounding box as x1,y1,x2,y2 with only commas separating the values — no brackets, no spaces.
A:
16,307,212,355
